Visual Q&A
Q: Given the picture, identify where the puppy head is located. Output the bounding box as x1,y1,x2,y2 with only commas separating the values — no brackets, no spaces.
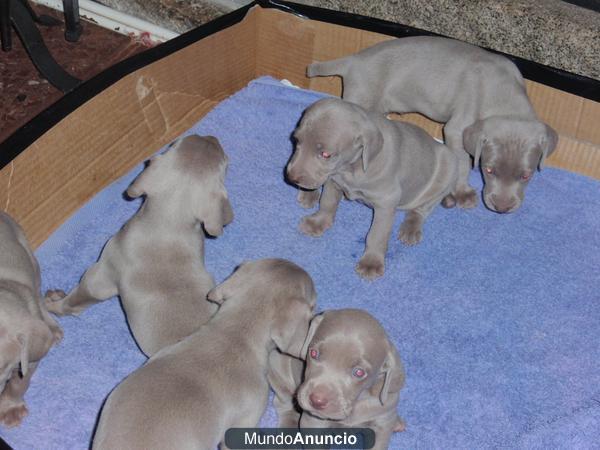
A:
463,117,558,213
127,135,233,234
286,98,383,190
297,309,404,421
207,259,317,356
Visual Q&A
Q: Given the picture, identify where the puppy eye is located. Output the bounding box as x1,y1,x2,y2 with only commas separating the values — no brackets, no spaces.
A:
352,367,366,379
309,348,319,360
320,151,331,159
521,171,532,181
484,167,494,175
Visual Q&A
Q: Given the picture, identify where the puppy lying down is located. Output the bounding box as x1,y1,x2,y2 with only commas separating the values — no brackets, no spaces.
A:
0,212,62,427
93,259,317,450
287,98,457,279
269,309,405,450
45,135,233,357
307,36,558,213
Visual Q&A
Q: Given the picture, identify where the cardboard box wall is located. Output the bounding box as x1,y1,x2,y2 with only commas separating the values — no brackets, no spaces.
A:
1,5,599,248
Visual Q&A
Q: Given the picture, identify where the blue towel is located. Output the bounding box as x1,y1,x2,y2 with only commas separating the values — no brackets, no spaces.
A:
3,77,599,449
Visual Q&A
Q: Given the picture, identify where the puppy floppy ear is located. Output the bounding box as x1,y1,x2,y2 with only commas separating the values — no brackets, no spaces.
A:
299,313,324,359
272,302,318,358
126,154,163,198
201,191,233,237
377,342,405,406
16,334,29,377
206,263,246,305
538,124,558,170
463,120,487,168
354,113,384,173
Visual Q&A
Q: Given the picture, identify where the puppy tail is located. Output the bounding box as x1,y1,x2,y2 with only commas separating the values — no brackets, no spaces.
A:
306,58,350,78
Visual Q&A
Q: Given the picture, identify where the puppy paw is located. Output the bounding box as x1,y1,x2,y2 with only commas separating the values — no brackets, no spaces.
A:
0,402,28,428
454,188,478,209
355,254,385,280
394,417,406,432
398,222,422,246
49,323,64,344
299,214,332,237
44,290,67,315
297,189,320,209
441,193,456,209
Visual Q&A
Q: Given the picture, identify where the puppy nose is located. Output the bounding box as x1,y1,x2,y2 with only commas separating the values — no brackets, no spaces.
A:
491,195,516,213
309,392,329,410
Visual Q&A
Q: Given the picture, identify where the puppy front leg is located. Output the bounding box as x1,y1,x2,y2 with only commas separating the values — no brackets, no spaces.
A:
444,125,478,209
268,351,304,428
45,259,118,316
356,207,395,280
368,414,405,450
0,363,37,427
299,180,342,237
297,189,321,209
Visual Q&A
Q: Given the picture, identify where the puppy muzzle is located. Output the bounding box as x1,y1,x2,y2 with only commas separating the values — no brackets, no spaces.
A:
297,383,351,421
484,193,521,214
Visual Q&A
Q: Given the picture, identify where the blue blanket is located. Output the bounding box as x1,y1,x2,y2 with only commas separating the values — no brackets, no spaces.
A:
3,77,600,449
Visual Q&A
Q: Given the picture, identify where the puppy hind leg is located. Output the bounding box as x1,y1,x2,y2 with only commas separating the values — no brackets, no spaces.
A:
38,304,64,343
45,259,118,316
0,363,37,428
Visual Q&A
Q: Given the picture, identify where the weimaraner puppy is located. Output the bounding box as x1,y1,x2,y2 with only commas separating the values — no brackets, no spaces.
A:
45,135,233,356
286,98,457,279
93,258,317,450
0,211,62,427
268,309,405,450
307,36,558,213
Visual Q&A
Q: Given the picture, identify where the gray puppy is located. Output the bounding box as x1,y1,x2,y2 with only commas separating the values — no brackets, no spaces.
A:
92,259,317,450
0,212,62,427
287,98,457,279
307,36,558,213
269,309,405,450
45,135,233,356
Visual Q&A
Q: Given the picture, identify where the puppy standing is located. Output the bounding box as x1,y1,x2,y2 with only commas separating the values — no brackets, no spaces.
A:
269,309,405,450
287,98,457,279
93,259,317,450
307,36,558,213
45,135,233,356
0,212,62,427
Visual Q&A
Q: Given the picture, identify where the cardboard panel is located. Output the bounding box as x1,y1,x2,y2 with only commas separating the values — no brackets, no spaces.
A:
255,8,316,87
546,136,600,178
578,99,600,144
526,81,583,138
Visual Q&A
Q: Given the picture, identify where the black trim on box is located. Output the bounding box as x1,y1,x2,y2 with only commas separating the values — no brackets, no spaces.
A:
1,0,599,170
0,436,13,450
